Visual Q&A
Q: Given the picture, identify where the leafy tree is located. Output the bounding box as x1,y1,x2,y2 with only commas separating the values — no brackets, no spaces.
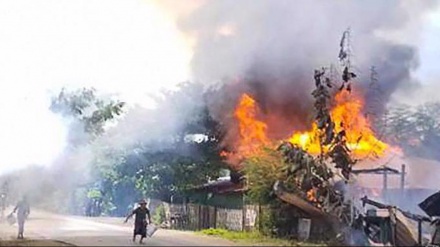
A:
382,101,440,160
243,147,286,204
152,204,166,225
91,82,228,215
48,87,125,214
43,83,229,216
50,87,125,142
380,105,414,143
243,147,308,237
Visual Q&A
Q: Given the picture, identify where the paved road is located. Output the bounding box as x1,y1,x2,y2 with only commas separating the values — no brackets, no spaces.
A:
0,210,237,246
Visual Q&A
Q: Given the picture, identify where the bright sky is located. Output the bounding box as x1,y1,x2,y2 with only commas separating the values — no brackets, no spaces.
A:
0,0,192,173
416,5,440,85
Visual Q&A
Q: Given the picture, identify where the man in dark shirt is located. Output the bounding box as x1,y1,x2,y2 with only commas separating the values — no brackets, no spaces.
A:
124,199,151,244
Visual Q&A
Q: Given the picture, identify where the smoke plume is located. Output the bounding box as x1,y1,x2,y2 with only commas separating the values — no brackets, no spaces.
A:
167,0,438,139
0,0,193,213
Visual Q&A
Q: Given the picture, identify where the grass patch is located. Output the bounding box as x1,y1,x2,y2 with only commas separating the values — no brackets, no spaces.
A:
199,228,327,246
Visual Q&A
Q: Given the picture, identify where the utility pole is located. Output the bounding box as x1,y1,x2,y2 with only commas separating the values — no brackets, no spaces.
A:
382,167,388,202
400,164,406,204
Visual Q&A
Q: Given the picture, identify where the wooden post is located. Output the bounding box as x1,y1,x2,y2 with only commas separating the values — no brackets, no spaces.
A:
383,169,388,201
258,203,262,232
242,181,247,232
400,164,406,204
198,204,202,230
400,164,406,190
400,164,405,191
214,206,217,228
242,198,246,231
350,196,354,225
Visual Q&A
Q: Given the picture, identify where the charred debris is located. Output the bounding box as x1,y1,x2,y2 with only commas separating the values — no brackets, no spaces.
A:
208,30,439,246
269,31,440,246
274,29,358,226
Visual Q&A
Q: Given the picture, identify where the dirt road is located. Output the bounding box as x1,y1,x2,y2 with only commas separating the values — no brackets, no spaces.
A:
0,210,236,246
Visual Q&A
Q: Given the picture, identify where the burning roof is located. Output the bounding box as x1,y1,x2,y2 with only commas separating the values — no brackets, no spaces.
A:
214,32,413,242
222,65,398,172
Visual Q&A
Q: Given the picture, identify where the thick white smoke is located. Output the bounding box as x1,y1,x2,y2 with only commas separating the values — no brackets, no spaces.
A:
0,0,192,174
156,0,439,111
0,92,67,173
148,1,440,145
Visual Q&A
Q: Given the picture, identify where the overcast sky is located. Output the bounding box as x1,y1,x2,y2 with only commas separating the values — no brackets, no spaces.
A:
0,0,439,173
416,7,440,85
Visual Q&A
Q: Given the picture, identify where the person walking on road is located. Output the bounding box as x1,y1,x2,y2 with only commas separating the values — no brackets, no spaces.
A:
124,199,151,244
1,181,9,220
12,196,30,239
0,192,6,219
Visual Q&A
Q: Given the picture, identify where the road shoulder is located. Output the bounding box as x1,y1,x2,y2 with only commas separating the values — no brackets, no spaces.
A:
0,240,74,246
1,215,74,246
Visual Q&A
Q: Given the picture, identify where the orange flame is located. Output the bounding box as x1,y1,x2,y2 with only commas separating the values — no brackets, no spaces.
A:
234,93,269,157
288,90,388,158
232,90,391,162
306,188,317,202
306,187,321,208
220,151,229,157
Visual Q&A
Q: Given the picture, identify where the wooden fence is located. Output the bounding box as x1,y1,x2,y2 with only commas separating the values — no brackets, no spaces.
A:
165,203,259,231
162,202,332,241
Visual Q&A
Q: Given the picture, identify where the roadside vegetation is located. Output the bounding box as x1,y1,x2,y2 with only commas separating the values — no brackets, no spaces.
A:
199,228,328,246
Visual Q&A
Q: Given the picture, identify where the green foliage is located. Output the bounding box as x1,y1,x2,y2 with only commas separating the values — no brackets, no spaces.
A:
382,101,440,160
87,189,102,199
200,228,262,240
50,87,125,140
380,105,414,143
241,146,289,236
45,87,126,214
257,204,278,236
199,228,325,246
243,146,286,204
152,204,166,225
87,82,228,214
242,146,326,239
94,141,226,207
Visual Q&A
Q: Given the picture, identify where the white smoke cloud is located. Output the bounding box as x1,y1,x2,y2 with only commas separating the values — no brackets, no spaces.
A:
0,0,192,174
151,0,440,143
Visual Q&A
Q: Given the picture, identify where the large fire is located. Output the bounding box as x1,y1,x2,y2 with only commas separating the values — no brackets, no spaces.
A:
234,93,269,157
289,90,388,158
234,90,390,160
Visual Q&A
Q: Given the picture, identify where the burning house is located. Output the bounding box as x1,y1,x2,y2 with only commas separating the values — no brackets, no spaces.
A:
203,30,440,245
